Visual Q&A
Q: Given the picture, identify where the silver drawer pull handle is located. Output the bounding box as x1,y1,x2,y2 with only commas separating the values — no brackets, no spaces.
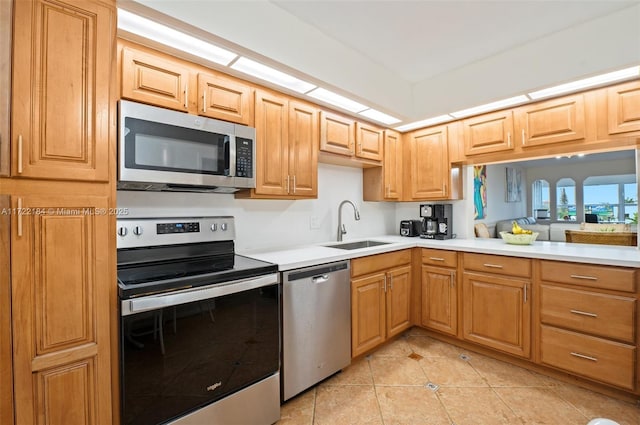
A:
570,274,598,281
570,352,598,362
483,263,503,269
429,257,445,261
570,309,598,318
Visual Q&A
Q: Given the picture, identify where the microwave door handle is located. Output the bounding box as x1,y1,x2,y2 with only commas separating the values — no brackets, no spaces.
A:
226,135,236,177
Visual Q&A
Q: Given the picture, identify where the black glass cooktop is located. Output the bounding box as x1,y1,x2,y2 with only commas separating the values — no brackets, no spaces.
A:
117,241,277,299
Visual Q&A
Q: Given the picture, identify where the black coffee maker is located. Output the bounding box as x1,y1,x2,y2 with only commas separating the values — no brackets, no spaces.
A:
419,204,453,240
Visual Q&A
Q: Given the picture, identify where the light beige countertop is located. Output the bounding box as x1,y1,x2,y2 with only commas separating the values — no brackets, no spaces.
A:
241,236,640,271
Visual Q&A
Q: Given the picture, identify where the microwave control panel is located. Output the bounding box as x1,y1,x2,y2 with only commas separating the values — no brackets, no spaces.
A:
236,138,253,178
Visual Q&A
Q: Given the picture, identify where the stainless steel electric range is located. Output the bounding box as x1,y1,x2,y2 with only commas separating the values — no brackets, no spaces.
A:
117,216,280,425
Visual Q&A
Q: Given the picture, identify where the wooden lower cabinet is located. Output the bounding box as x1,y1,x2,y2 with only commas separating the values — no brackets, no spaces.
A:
462,271,531,358
11,194,113,424
421,265,457,336
351,251,411,357
0,195,12,425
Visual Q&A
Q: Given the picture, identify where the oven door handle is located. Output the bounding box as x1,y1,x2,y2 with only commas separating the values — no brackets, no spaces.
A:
122,273,278,316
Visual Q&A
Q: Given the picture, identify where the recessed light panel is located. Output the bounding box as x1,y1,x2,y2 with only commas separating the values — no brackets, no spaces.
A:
307,88,368,113
528,66,640,100
117,9,238,66
450,95,530,119
358,109,401,125
231,57,316,94
394,115,454,132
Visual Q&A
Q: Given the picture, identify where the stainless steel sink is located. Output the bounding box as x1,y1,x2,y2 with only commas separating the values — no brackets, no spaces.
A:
326,240,391,250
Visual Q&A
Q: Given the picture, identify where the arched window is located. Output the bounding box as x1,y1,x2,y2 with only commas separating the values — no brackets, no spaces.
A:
532,179,549,219
556,178,576,221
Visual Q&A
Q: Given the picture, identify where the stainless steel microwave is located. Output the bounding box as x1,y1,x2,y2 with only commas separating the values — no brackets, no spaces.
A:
118,100,256,193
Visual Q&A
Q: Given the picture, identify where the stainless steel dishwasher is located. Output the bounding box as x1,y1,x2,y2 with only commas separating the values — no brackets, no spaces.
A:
282,260,351,401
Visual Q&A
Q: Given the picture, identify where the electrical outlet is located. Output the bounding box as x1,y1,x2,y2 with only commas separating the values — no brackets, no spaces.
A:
309,215,320,230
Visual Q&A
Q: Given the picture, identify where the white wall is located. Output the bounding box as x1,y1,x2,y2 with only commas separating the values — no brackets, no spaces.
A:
117,163,396,252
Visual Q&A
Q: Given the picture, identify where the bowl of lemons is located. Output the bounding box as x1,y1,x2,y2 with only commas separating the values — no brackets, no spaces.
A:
499,221,539,245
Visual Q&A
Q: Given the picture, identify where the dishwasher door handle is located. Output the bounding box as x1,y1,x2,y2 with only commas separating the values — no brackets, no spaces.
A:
312,274,329,284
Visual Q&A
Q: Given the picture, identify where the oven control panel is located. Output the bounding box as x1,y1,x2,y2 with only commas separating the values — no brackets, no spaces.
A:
117,216,235,248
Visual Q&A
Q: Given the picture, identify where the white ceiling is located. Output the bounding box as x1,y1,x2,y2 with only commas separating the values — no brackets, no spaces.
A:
127,0,640,125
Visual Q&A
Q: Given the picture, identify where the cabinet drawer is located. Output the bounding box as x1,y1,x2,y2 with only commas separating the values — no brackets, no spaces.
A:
540,284,635,343
351,250,411,277
540,325,635,390
422,249,457,268
463,253,531,278
539,260,636,292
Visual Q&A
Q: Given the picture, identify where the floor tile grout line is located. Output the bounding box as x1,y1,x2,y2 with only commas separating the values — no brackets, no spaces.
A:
367,356,387,425
545,384,592,423
310,387,317,425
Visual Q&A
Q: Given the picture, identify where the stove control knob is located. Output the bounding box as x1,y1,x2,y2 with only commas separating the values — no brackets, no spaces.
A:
221,223,228,231
117,227,128,237
210,223,218,232
133,226,143,236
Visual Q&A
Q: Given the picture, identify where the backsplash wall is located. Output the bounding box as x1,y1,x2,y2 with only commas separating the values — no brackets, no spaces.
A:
117,163,397,252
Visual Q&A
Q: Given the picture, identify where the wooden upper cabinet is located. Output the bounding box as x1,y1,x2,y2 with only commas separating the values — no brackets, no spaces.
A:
606,80,640,135
516,94,586,148
253,90,289,196
121,46,192,112
406,125,450,200
355,122,383,161
362,129,402,201
319,111,355,156
11,194,112,424
12,0,113,182
288,101,318,197
463,110,514,156
383,130,402,200
198,72,252,125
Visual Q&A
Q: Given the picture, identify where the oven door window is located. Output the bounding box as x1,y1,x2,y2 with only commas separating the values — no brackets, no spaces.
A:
124,117,229,176
120,283,279,425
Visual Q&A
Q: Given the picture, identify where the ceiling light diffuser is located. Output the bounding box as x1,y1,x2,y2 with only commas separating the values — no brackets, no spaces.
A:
358,109,401,125
117,9,238,66
394,115,453,132
306,88,368,113
528,66,640,100
450,95,530,119
230,57,316,94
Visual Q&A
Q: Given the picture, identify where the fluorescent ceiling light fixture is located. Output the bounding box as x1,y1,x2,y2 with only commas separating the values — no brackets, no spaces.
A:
394,115,453,132
230,57,316,94
450,95,529,119
117,8,237,66
358,109,401,125
306,88,367,113
528,66,640,100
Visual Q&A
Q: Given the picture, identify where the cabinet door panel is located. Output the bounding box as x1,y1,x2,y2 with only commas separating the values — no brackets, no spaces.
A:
0,196,12,424
319,111,355,156
254,91,288,195
463,111,514,156
198,73,251,125
518,94,586,147
409,126,448,199
355,123,382,161
36,359,96,424
383,130,402,200
0,0,10,176
121,47,191,112
421,265,457,336
386,266,411,338
462,272,530,358
351,273,386,357
11,194,112,425
12,0,112,181
607,80,640,135
289,101,318,197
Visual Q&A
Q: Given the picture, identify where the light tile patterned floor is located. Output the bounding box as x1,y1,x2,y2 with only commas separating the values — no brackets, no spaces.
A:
278,327,640,425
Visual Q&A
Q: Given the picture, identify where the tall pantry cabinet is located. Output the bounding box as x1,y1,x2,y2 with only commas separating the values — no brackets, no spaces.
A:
2,1,117,424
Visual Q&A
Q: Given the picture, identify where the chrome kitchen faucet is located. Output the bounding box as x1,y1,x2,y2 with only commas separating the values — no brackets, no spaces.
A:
337,200,361,241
